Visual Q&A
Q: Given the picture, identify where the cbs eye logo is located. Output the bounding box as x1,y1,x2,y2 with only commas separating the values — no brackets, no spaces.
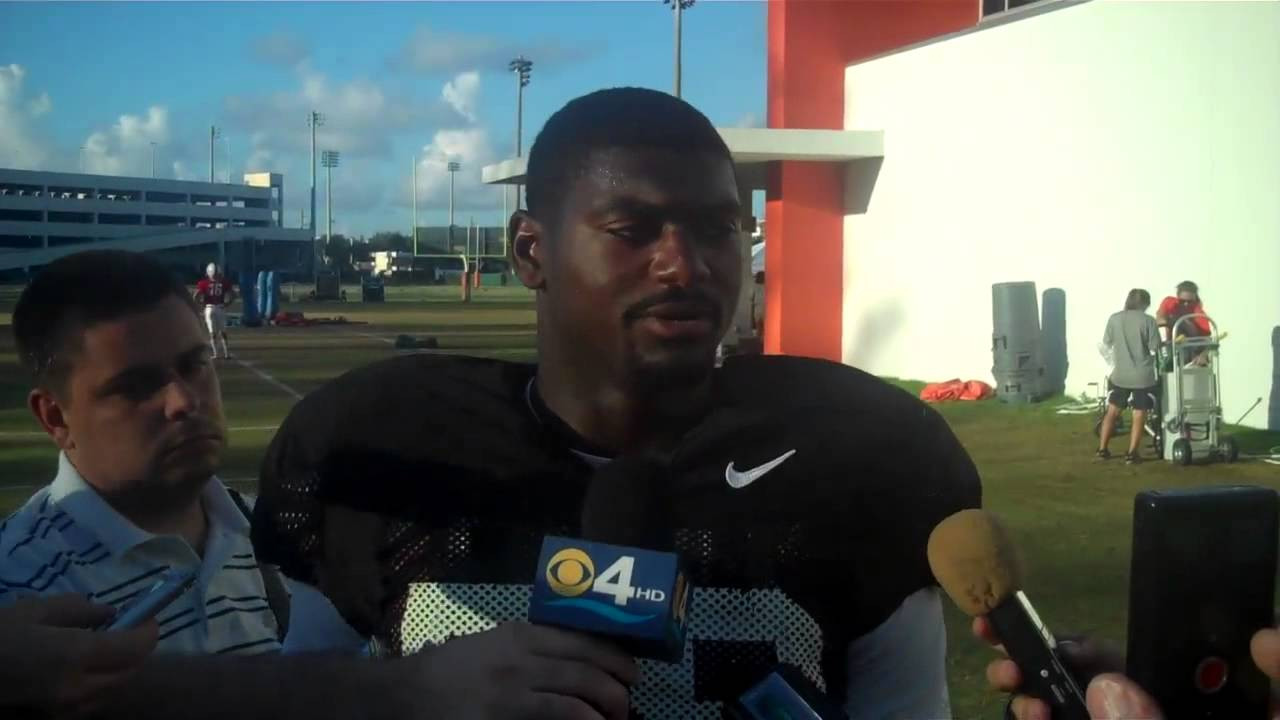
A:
546,548,595,597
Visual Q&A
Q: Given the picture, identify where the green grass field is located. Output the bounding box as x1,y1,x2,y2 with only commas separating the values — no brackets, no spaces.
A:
1,285,1276,719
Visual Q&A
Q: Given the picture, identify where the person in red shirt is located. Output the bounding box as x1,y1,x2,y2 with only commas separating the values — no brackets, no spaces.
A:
194,263,236,359
1156,280,1210,366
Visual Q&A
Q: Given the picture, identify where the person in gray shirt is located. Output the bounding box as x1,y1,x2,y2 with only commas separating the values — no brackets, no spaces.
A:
1098,288,1161,464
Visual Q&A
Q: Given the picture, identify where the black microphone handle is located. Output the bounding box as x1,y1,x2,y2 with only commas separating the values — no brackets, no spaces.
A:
988,591,1091,720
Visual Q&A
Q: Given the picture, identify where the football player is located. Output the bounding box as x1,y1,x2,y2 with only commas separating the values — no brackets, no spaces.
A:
252,87,983,718
194,263,235,359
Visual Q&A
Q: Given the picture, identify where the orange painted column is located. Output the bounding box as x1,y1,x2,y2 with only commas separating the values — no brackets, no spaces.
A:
765,0,978,359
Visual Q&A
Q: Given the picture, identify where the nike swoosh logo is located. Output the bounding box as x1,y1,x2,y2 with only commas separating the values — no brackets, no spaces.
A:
725,449,797,489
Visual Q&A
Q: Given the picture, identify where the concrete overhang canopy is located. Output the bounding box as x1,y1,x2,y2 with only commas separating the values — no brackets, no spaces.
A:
481,157,529,185
481,128,884,186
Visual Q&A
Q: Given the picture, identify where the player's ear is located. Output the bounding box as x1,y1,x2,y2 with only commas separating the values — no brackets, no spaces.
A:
28,387,73,451
509,210,546,291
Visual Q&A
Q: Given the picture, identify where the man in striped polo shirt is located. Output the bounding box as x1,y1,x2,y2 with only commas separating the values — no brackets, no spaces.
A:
1,250,283,656
0,251,629,720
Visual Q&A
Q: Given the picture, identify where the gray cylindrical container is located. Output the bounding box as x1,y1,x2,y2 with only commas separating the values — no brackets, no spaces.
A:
995,370,1047,405
1269,326,1279,430
992,282,1042,352
1040,288,1068,397
992,281,1047,403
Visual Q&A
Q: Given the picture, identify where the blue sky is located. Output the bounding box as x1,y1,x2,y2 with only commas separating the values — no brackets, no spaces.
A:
0,1,766,236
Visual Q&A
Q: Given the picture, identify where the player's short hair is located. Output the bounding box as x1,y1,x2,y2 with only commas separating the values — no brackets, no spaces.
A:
524,87,734,228
1176,280,1199,296
1124,288,1151,311
13,250,196,393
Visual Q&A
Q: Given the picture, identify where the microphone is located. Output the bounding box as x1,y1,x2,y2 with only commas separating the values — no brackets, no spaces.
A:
528,455,691,662
722,664,849,720
927,509,1090,720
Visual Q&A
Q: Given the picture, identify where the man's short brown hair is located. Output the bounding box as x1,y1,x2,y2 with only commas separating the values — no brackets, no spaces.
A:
13,250,197,394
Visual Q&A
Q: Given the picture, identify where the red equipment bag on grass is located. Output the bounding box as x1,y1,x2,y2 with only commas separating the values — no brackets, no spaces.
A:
270,311,364,327
920,379,994,403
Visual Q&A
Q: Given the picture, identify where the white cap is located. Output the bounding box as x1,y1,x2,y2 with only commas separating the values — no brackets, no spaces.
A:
206,262,218,276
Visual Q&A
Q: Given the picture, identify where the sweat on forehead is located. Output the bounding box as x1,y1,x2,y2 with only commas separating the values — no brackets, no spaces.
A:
575,146,738,198
525,87,732,222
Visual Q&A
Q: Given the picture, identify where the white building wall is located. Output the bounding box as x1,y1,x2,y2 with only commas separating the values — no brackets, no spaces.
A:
842,0,1280,428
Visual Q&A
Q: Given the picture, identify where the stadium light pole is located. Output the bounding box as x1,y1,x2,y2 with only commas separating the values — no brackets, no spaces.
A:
322,150,340,252
209,125,221,183
308,111,325,281
412,155,418,256
308,112,324,236
79,146,86,173
509,56,532,208
664,0,695,98
150,142,157,178
447,161,460,252
224,135,232,184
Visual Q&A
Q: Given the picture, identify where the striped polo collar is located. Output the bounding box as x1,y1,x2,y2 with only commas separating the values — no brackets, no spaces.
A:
48,452,246,558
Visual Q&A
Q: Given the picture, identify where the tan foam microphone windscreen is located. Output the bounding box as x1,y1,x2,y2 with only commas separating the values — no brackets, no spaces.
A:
927,509,1024,616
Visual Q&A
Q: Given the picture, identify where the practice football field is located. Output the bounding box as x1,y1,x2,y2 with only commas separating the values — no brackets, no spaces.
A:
1,284,1276,719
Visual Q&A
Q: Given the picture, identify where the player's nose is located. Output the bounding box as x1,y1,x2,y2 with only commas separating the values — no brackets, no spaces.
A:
651,225,711,287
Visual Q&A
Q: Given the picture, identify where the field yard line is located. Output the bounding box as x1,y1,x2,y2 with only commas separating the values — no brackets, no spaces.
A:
352,330,394,345
388,329,535,335
3,477,257,491
0,425,278,439
233,357,303,400
344,330,534,340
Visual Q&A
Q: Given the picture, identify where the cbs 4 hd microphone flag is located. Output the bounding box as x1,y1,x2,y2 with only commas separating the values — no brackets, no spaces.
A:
529,536,690,662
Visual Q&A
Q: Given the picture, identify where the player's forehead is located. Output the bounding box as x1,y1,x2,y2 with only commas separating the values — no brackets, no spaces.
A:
567,146,740,220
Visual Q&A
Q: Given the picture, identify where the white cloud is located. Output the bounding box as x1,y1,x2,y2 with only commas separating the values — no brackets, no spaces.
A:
733,112,763,129
0,64,52,170
250,31,311,67
0,63,193,177
245,132,276,178
172,159,198,181
226,67,501,232
418,78,499,209
442,71,480,123
28,91,51,117
81,105,172,176
224,66,458,159
399,126,502,214
223,65,465,230
0,59,508,234
388,26,597,74
0,64,24,105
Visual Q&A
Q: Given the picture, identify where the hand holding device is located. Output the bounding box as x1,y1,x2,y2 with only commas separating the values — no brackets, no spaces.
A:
722,664,849,720
979,486,1279,720
1,594,158,717
928,509,1091,720
102,568,198,632
402,621,637,720
1126,485,1276,719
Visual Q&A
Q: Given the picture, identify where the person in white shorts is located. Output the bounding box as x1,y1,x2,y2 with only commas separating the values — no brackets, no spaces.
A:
194,262,236,359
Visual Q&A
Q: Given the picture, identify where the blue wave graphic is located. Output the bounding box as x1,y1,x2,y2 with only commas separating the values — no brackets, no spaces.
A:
545,598,656,624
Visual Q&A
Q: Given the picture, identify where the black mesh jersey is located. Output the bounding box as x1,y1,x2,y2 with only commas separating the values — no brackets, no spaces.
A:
252,354,981,718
